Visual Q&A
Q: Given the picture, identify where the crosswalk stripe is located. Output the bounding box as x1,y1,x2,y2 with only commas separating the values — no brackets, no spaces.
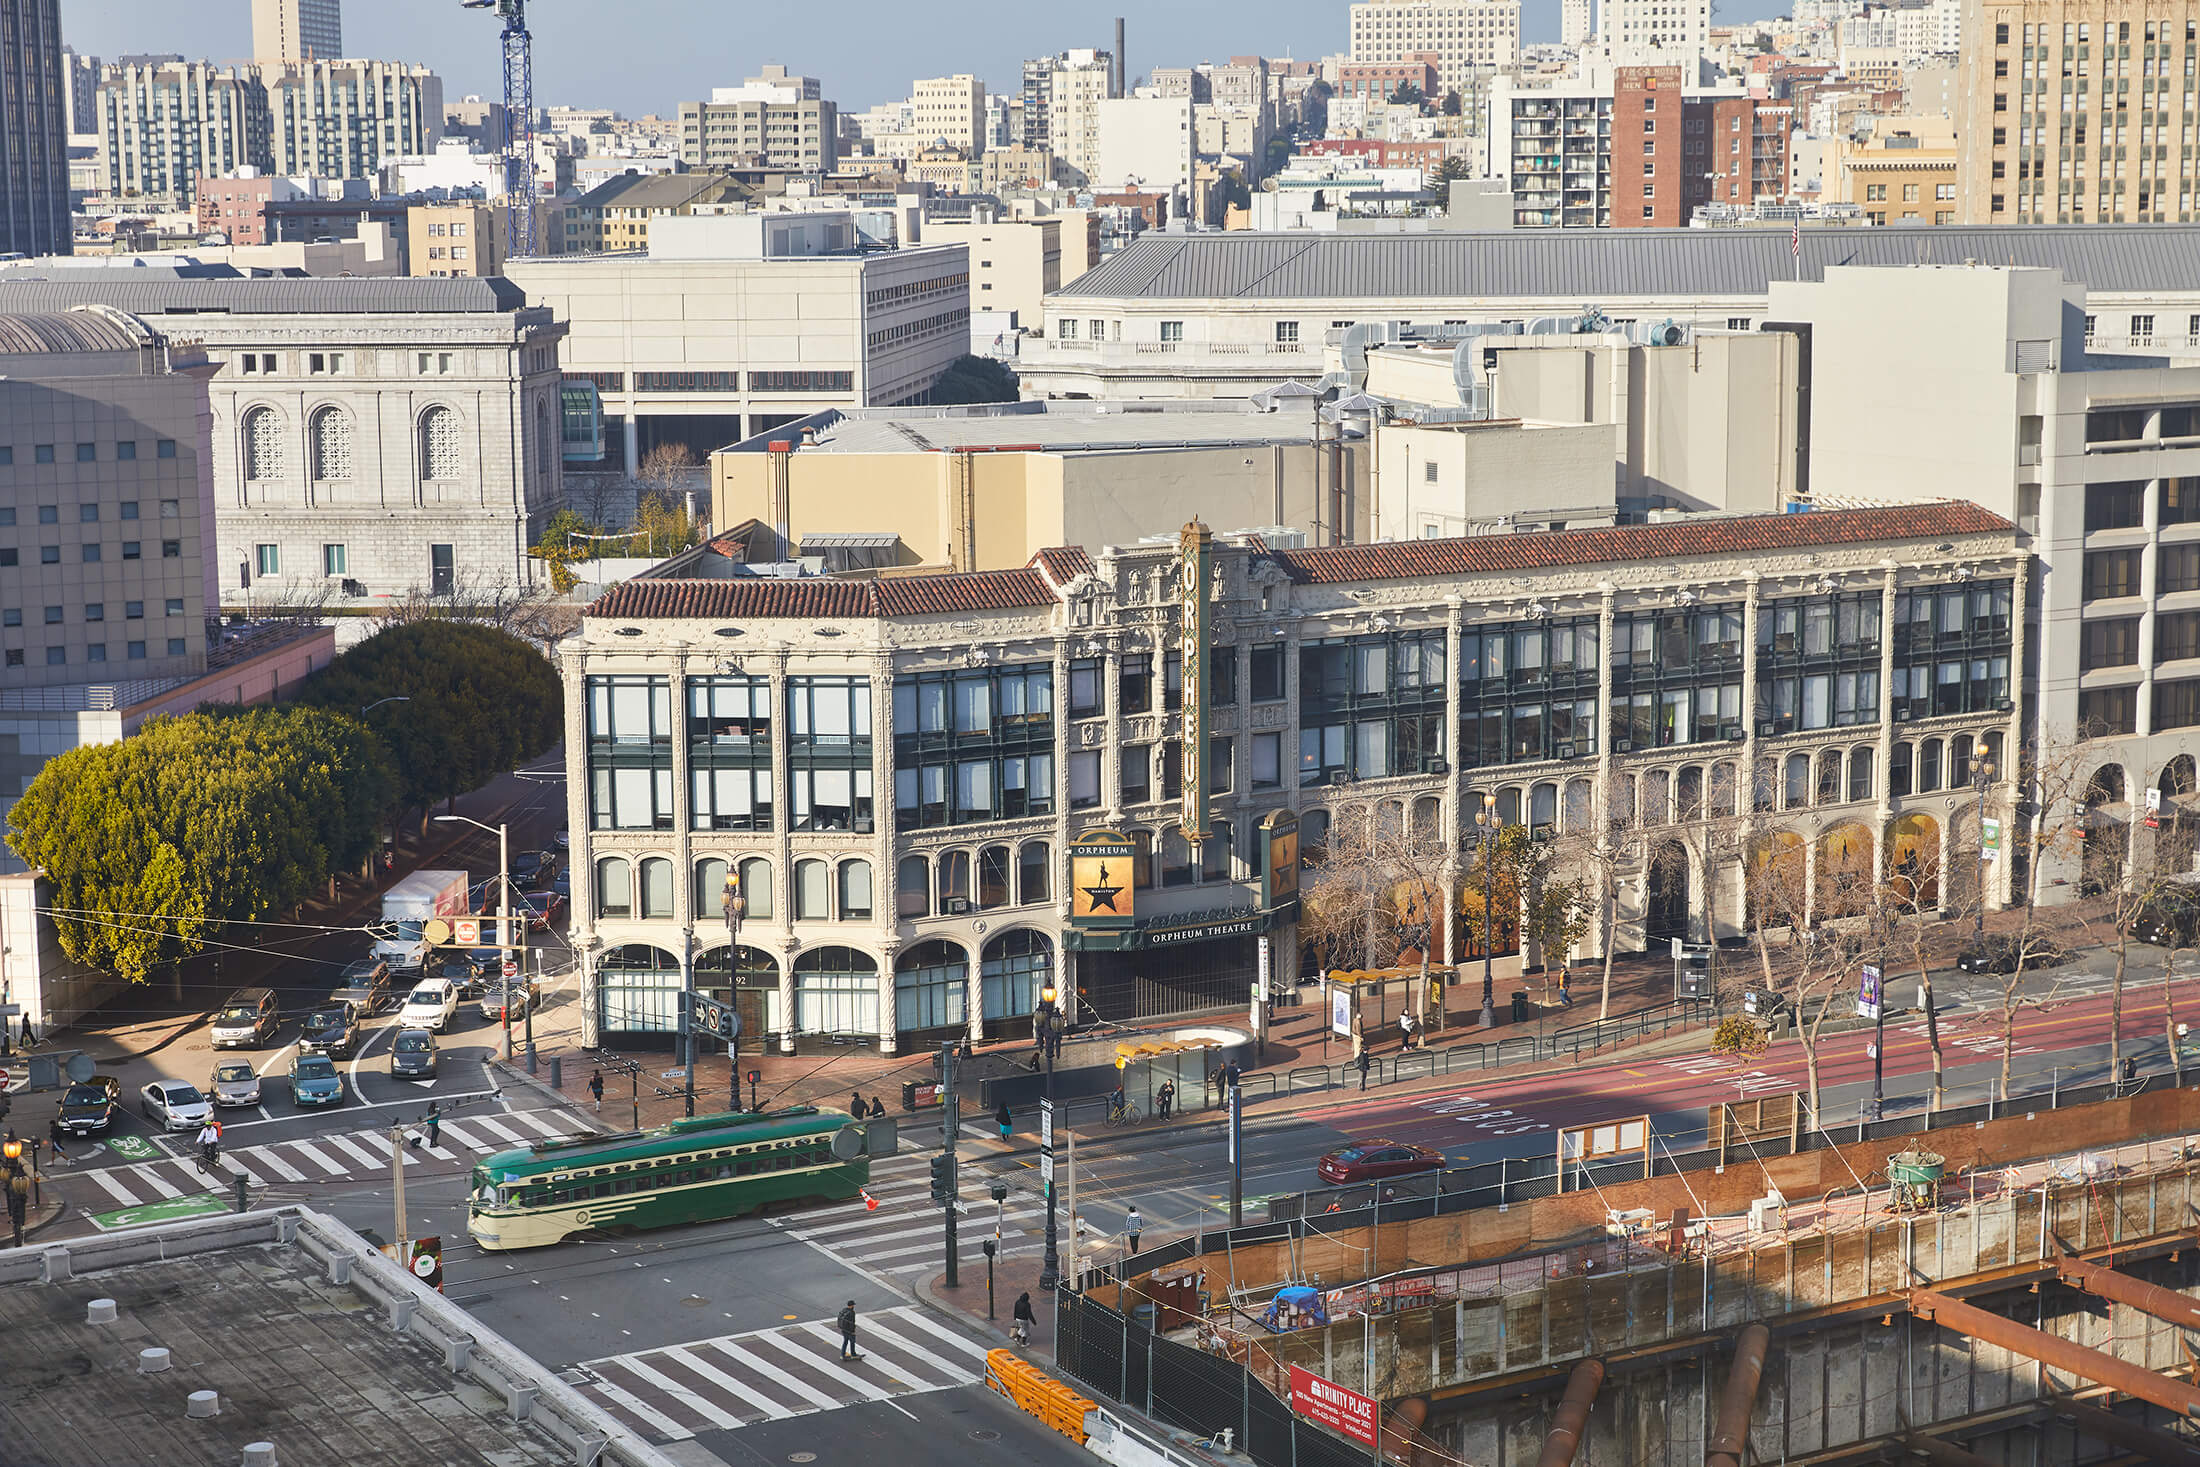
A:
703,1339,841,1413
851,1318,977,1388
322,1134,384,1171
226,1153,271,1187
253,1149,307,1183
432,1117,494,1151
289,1139,350,1176
789,1325,900,1399
469,1114,531,1146
506,1109,573,1138
584,1372,694,1442
792,1201,1041,1244
655,1343,792,1422
128,1165,184,1199
877,1305,993,1365
85,1168,140,1205
352,1131,420,1167
612,1356,744,1432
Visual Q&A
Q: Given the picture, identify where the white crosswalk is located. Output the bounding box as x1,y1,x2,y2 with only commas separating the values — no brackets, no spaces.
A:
575,1306,990,1441
66,1105,587,1212
782,1153,1048,1280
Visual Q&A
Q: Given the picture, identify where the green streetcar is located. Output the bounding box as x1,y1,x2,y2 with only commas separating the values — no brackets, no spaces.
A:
467,1106,870,1251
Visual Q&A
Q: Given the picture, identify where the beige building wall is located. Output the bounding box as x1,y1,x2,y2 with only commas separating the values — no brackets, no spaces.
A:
920,216,1061,325
1374,420,1620,540
407,202,503,277
1837,115,1959,224
913,75,987,156
1959,0,2200,224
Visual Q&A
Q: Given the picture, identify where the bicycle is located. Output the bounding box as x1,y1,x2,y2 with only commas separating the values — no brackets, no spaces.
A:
1105,1100,1143,1127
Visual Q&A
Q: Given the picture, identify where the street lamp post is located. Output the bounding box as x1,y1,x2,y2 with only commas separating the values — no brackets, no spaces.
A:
720,872,747,1112
1037,980,1062,1293
1475,792,1500,1029
1973,752,1998,941
435,814,513,1061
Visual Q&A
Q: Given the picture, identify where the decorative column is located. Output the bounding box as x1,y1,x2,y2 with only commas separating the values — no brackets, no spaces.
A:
1442,596,1465,972
872,652,902,1051
1873,562,1900,893
773,651,797,1054
1595,582,1619,956
876,938,900,1057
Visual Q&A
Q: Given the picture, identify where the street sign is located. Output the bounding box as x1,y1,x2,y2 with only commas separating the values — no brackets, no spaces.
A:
1856,964,1883,1022
1040,1099,1053,1149
1288,1367,1378,1447
1040,1148,1054,1183
692,994,740,1042
502,959,518,979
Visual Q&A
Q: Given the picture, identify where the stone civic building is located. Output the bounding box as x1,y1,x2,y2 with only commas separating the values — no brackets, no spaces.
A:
0,269,565,606
562,500,2027,1056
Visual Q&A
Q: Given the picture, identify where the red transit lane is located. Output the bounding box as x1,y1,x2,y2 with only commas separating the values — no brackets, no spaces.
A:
1296,976,2200,1154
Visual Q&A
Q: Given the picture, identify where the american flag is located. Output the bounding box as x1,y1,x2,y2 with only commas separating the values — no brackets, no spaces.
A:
1791,223,1801,258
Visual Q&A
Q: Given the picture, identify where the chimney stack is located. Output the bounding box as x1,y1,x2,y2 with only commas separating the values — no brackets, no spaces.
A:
1114,17,1126,97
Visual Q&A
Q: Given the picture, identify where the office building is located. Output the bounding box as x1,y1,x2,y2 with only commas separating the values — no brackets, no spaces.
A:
563,499,2020,1051
1601,0,1712,67
1349,0,1523,95
676,86,838,174
1961,0,2200,224
1563,0,1594,47
1,0,69,258
913,75,986,157
0,268,567,606
1838,114,1959,224
920,213,1062,328
507,213,969,475
251,0,341,62
1095,94,1195,196
194,172,310,245
0,306,335,875
59,43,97,135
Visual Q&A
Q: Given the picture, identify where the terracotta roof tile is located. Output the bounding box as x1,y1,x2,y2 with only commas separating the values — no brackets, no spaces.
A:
588,568,1058,622
1270,502,2013,584
876,569,1057,616
1029,545,1096,590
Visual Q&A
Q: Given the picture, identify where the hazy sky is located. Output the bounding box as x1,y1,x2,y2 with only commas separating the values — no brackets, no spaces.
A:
56,0,1772,120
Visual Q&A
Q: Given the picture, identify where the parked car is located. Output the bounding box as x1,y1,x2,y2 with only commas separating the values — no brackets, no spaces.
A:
210,1060,262,1108
1956,934,2068,975
288,1054,344,1108
519,890,565,929
337,957,395,1015
56,1075,122,1135
435,953,487,1000
297,1003,361,1059
389,1028,439,1079
141,1079,214,1131
510,848,556,885
479,977,538,1023
2136,888,2200,947
398,978,459,1033
209,987,280,1049
1316,1140,1447,1186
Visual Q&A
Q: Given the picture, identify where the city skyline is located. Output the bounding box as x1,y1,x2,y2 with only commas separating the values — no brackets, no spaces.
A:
56,0,1771,119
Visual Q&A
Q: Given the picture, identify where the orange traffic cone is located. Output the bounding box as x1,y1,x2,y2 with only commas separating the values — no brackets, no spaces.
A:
862,1190,879,1211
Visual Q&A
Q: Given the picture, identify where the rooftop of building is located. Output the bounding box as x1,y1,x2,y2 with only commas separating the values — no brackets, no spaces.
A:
0,266,529,315
0,305,153,355
738,401,1368,456
569,171,743,212
1058,226,2200,301
0,1208,668,1467
586,501,2013,623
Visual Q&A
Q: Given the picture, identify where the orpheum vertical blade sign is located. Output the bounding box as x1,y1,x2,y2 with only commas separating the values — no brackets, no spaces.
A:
1288,1365,1378,1447
1178,519,1213,846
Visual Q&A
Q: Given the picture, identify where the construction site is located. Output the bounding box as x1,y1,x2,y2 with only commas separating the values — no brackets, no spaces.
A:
1058,1083,2200,1467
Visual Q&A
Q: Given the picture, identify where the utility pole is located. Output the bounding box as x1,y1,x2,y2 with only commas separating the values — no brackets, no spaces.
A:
1064,1116,1079,1291
388,1121,409,1257
1037,984,1061,1292
1228,1082,1245,1226
497,821,512,1063
940,1041,960,1288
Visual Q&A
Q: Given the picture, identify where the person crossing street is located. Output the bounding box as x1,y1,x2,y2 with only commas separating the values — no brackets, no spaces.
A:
1124,1203,1144,1256
837,1300,861,1361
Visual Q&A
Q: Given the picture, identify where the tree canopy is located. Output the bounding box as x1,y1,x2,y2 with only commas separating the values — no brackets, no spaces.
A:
929,354,1021,406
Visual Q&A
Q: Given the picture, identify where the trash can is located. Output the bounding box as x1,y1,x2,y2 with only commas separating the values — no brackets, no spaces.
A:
1510,992,1531,1023
902,1080,919,1112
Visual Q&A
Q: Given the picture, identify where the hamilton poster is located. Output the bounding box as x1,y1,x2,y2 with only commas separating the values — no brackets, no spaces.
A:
1069,830,1137,925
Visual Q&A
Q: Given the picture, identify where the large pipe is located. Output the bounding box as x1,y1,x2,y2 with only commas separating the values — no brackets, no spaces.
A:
2057,1254,2200,1332
1536,1358,1606,1467
1910,1290,2200,1419
2054,1396,2200,1467
1705,1324,1771,1467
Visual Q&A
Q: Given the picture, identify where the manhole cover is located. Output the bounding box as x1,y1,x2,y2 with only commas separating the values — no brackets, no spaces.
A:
969,1429,1000,1441
680,1295,709,1308
789,1454,818,1463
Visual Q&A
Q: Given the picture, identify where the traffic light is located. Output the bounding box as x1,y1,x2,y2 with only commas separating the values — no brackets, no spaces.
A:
929,1153,957,1205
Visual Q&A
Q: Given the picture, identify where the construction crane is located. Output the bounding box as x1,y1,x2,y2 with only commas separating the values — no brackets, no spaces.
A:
461,0,537,258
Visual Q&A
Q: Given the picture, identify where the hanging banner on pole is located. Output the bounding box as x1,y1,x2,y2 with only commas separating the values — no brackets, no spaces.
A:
1855,963,1882,1022
1981,816,2003,862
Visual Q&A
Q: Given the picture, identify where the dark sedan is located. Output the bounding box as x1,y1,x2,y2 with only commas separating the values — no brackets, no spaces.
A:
1316,1140,1447,1185
1956,935,2067,975
297,1004,360,1059
389,1028,438,1079
56,1075,122,1136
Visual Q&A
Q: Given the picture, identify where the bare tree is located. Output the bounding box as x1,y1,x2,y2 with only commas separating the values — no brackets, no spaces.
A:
635,441,702,524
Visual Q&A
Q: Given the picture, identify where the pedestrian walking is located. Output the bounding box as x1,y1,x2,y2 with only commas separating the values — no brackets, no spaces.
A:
1397,1012,1415,1051
851,1089,867,1118
1156,1080,1175,1120
837,1300,861,1361
45,1116,71,1166
1011,1290,1035,1348
587,1068,604,1113
1124,1204,1144,1256
996,1102,1013,1142
1557,967,1573,1008
869,1096,887,1120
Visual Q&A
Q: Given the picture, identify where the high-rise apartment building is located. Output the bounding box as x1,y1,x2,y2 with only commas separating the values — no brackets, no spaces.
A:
1959,0,2200,224
262,60,442,178
1,0,68,258
251,0,342,63
60,44,97,134
677,70,838,174
1600,0,1712,67
1563,0,1594,47
1021,50,1114,184
912,74,986,156
95,60,271,208
1349,0,1523,96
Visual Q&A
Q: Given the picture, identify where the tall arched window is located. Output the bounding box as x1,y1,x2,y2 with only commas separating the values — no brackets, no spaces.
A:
1674,768,1702,822
1918,738,1944,792
937,850,972,910
978,845,1012,907
420,406,461,481
1848,746,1875,803
309,406,351,480
1784,753,1811,809
638,857,674,919
534,399,552,484
898,855,931,918
737,856,774,920
694,857,729,912
595,857,632,919
1018,842,1050,904
1160,827,1194,887
243,407,284,481
794,859,831,920
838,860,874,920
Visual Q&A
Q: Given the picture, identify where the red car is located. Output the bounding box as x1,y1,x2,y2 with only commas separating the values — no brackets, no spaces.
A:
1316,1140,1446,1185
519,890,565,929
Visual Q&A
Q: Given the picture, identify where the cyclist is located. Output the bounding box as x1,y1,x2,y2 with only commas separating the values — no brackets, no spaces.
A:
1107,1082,1127,1123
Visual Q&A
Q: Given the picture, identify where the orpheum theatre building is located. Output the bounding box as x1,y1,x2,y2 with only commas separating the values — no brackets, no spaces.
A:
561,501,2026,1054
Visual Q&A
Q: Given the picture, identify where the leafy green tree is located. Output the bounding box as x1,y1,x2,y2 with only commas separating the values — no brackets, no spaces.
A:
930,354,1021,406
1441,89,1463,117
1389,82,1425,106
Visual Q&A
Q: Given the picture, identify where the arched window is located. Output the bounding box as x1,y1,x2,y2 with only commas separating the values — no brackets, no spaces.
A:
737,856,774,920
1609,775,1637,826
982,929,1053,1023
1983,729,2006,775
1017,842,1050,904
596,857,632,918
420,406,461,481
1301,808,1332,860
894,940,967,1035
1675,767,1703,822
694,857,728,913
794,859,831,920
1160,827,1194,886
794,946,878,1035
1950,733,1975,788
1132,830,1155,889
1889,742,1914,797
1848,746,1875,803
838,860,873,921
534,399,552,484
1496,787,1523,827
978,845,1012,907
1816,750,1842,806
243,407,284,481
1751,760,1776,814
1639,771,1668,826
1918,738,1944,793
1413,796,1442,842
638,857,674,919
1709,762,1737,819
1529,782,1558,835
937,850,972,911
897,855,930,918
1564,779,1594,831
1784,753,1811,809
309,406,350,480
1201,822,1230,882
